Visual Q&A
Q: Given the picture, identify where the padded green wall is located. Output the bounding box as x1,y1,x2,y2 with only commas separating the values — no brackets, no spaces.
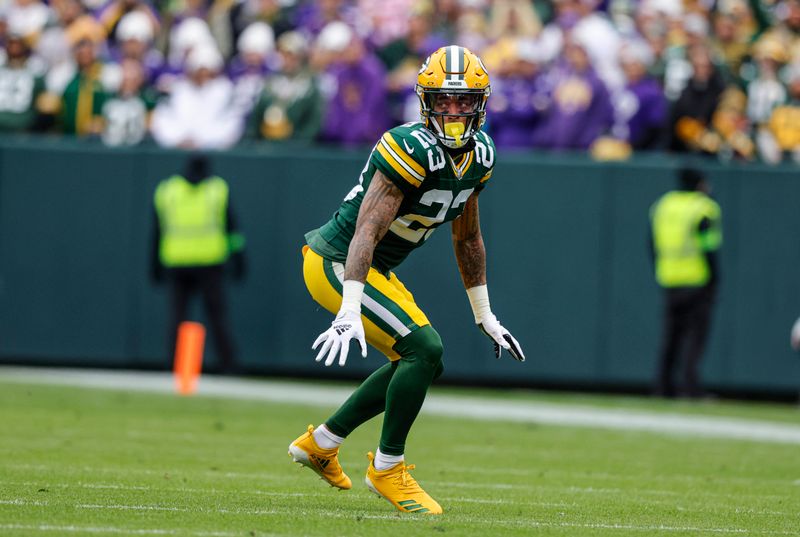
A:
0,137,798,393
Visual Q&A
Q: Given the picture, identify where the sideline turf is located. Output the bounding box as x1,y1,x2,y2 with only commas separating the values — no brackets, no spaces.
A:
0,379,798,536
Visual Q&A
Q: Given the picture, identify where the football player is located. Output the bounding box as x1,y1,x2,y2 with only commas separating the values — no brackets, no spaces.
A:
289,45,525,515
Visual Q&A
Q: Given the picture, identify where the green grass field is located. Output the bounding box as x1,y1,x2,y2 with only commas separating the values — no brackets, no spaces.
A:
1,372,799,537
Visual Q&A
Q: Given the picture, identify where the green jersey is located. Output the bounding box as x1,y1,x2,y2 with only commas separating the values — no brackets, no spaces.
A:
0,62,45,132
306,122,496,273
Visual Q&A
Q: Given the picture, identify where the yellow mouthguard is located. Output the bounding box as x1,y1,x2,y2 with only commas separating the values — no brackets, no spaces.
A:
444,122,465,147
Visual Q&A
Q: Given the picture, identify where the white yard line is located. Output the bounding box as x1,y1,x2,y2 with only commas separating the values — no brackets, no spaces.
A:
0,525,241,536
0,478,794,506
1,366,799,445
0,512,796,536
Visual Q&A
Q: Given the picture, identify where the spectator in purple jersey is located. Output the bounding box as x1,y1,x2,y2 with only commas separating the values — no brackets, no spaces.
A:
228,22,275,116
155,17,216,95
531,33,614,150
167,17,216,70
314,22,389,145
611,40,667,150
110,11,165,88
228,21,275,79
487,40,547,149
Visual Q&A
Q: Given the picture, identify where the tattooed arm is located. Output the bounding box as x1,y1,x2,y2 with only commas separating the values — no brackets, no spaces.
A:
344,170,404,282
311,171,404,367
453,191,526,361
451,191,487,289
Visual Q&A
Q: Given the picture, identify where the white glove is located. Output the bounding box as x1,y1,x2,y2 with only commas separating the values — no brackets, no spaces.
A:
466,285,525,361
312,309,367,367
478,313,525,361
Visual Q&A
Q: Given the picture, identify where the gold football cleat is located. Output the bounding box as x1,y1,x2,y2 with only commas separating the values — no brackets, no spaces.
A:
288,425,352,490
364,451,442,514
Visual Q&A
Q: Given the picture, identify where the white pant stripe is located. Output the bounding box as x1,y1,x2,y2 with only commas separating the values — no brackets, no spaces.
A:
331,262,412,337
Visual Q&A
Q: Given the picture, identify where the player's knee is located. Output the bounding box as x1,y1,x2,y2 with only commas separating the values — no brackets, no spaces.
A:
395,326,443,371
418,335,443,370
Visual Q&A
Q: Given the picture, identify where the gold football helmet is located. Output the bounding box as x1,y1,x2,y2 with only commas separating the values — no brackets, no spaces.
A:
416,45,491,149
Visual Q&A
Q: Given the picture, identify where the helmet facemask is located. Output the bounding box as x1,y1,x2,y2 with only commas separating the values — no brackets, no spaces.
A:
417,87,489,149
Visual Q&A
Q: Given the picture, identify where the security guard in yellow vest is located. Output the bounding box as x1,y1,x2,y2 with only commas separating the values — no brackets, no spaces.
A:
152,154,245,373
649,167,722,398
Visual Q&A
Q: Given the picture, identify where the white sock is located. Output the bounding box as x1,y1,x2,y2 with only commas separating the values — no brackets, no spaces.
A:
312,424,344,449
374,448,403,471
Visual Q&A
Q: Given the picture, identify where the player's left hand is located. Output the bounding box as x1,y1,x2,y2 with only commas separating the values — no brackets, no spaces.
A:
312,309,367,367
478,313,525,361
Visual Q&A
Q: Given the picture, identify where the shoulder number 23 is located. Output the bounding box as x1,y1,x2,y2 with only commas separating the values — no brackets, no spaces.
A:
411,129,494,169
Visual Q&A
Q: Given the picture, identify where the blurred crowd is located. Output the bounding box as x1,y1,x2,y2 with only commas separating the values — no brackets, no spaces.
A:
1,0,800,163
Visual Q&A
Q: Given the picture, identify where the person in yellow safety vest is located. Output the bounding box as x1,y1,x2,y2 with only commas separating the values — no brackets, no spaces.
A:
151,153,246,374
649,167,722,399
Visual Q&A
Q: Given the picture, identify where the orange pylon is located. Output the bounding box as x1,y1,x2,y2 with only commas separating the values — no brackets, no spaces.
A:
173,321,206,395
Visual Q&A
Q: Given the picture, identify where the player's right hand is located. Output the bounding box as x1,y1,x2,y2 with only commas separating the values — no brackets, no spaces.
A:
312,309,367,367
